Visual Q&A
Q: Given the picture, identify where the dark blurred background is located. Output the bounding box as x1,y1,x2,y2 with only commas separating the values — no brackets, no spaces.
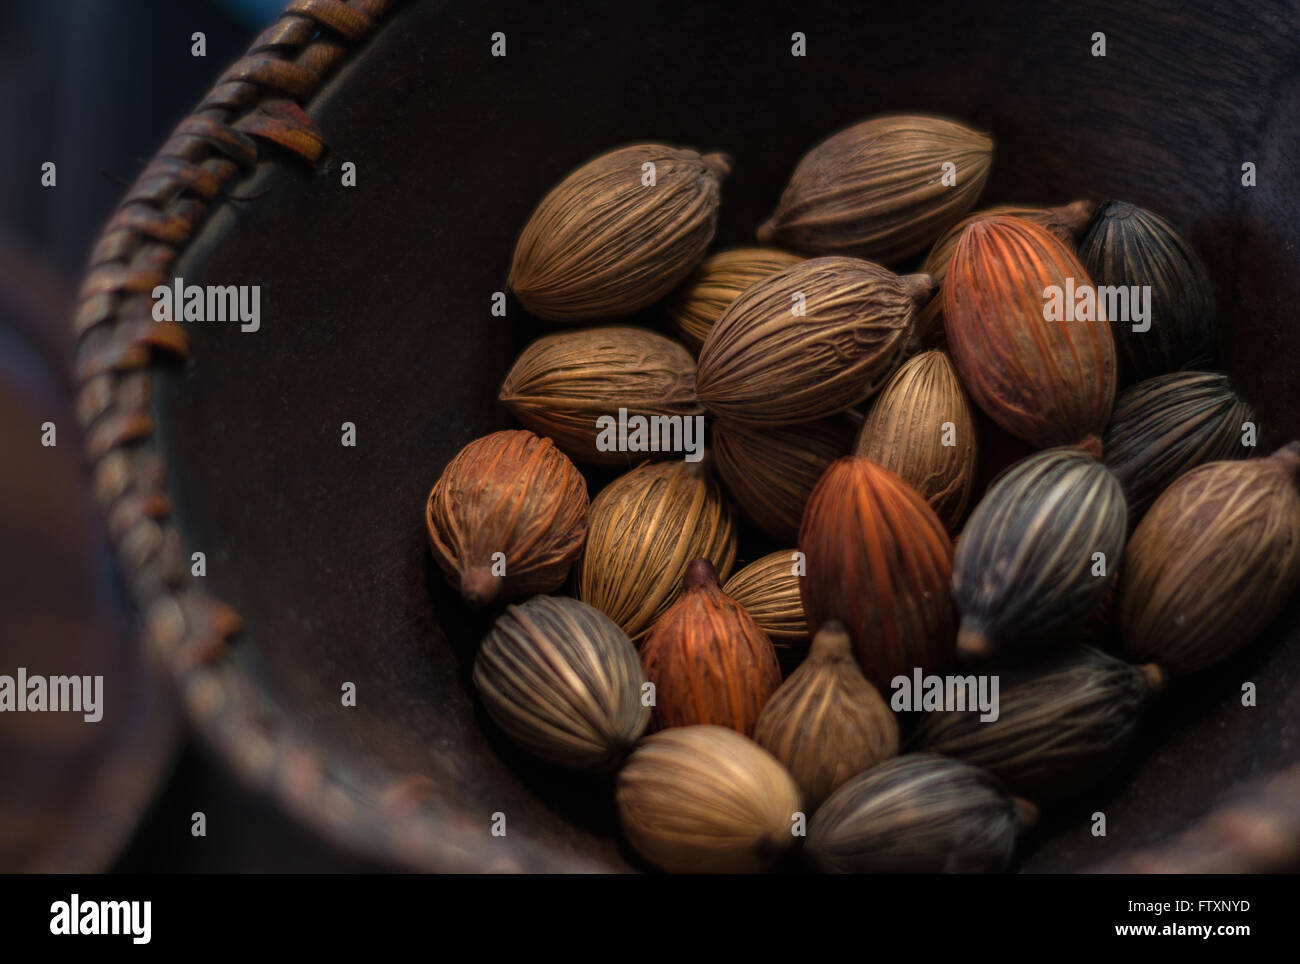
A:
0,0,382,872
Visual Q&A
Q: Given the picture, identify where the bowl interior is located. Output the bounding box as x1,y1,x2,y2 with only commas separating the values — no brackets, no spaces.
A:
152,0,1300,870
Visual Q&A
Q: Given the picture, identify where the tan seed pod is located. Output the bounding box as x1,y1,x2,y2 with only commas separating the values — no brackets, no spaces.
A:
722,551,809,648
473,596,649,771
944,215,1117,457
754,622,899,811
425,429,588,606
913,201,1095,349
616,725,803,873
713,412,859,542
855,350,977,532
641,560,782,735
509,143,730,322
910,645,1164,801
806,754,1034,873
667,247,805,355
1119,442,1300,674
498,326,703,466
576,460,737,641
758,114,994,265
696,256,932,426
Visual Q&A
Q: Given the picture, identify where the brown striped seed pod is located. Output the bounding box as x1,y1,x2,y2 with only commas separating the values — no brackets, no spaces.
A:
943,215,1117,457
953,449,1127,660
910,646,1164,801
509,144,730,322
799,456,956,690
722,551,809,648
805,754,1034,873
713,412,859,543
1119,442,1300,674
754,622,899,811
1103,371,1255,526
473,596,649,771
498,326,703,466
616,725,803,874
641,560,782,735
577,461,737,642
757,114,993,265
1078,201,1216,384
696,257,931,426
667,247,805,355
915,201,1096,348
425,429,588,606
854,350,978,532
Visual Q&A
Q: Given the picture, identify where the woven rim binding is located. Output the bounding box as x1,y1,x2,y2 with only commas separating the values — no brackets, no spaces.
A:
72,0,1300,874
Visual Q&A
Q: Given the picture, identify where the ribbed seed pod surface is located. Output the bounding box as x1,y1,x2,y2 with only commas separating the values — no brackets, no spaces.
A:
1103,371,1254,525
910,646,1163,800
667,247,805,355
616,725,803,874
799,456,956,690
757,114,993,265
722,550,809,648
713,412,858,543
498,326,702,466
855,350,977,532
509,143,729,322
915,201,1095,348
696,256,930,426
577,460,736,642
806,754,1030,873
953,449,1127,660
473,596,649,771
1119,443,1300,674
943,215,1117,456
1078,201,1216,383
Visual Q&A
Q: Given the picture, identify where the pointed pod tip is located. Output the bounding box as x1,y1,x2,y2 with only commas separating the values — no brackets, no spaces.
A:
682,558,720,593
756,219,776,245
1269,440,1300,479
460,567,503,608
1013,796,1040,830
809,620,853,660
956,626,992,661
1140,662,1167,695
702,152,732,181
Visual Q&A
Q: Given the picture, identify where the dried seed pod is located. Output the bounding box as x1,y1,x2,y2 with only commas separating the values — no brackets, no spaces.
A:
1078,201,1216,383
1119,443,1300,674
509,144,730,322
953,449,1127,661
944,215,1117,457
806,754,1033,873
754,622,899,810
1103,371,1255,526
696,257,931,426
667,247,805,355
473,596,649,770
910,646,1164,800
855,350,977,532
616,725,802,873
641,560,782,734
425,429,588,606
577,461,737,641
722,551,809,648
799,456,956,690
499,326,703,466
757,114,993,265
915,201,1095,348
713,412,858,542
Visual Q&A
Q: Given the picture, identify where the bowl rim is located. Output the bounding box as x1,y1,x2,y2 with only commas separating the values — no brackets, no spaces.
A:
69,0,1300,874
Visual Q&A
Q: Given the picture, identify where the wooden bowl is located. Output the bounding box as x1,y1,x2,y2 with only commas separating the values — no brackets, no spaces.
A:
73,0,1300,871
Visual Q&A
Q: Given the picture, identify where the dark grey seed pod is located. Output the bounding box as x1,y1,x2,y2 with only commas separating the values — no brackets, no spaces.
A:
805,754,1032,873
474,595,650,771
910,646,1165,801
1103,371,1255,526
953,449,1127,660
1078,201,1216,384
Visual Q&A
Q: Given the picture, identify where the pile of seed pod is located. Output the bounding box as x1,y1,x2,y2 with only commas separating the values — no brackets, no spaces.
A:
422,113,1299,874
